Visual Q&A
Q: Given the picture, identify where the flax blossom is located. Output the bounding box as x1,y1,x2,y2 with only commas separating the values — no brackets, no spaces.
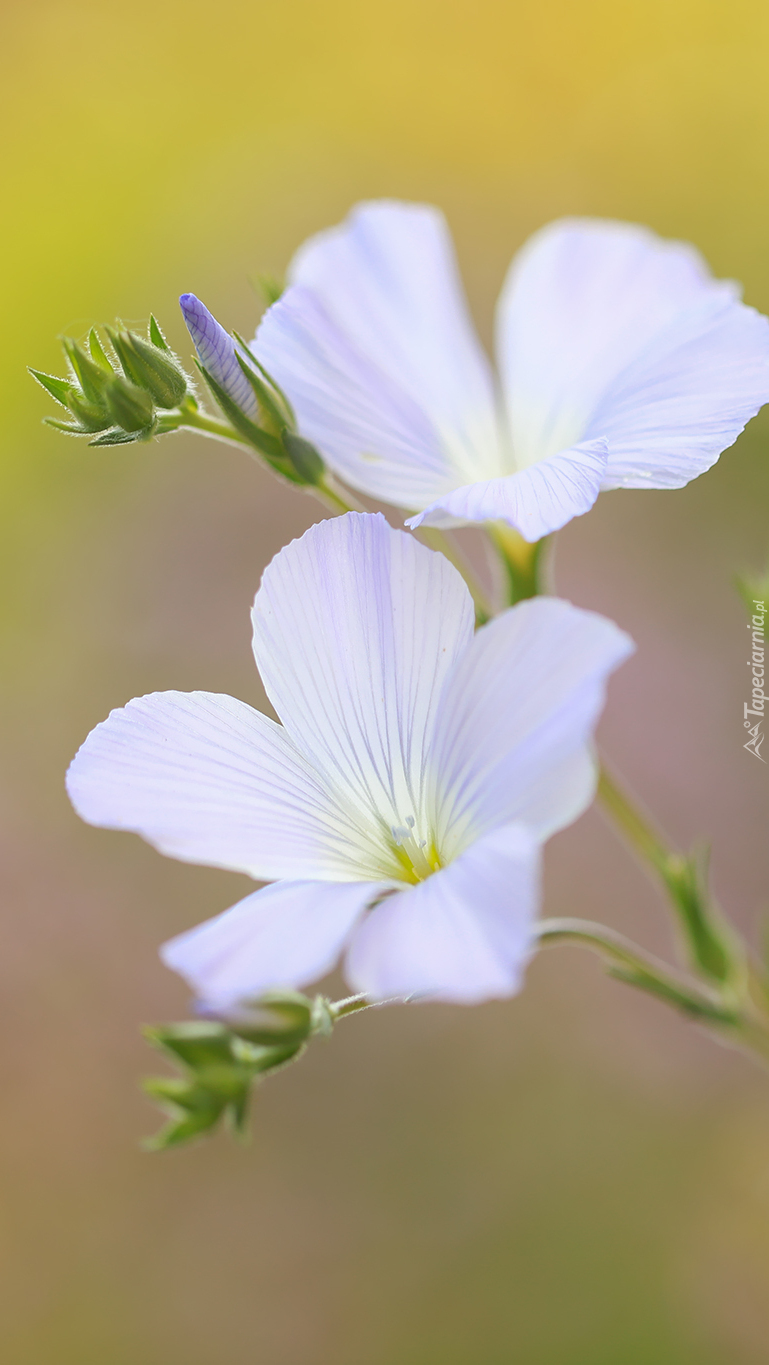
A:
66,514,632,1007
253,203,769,541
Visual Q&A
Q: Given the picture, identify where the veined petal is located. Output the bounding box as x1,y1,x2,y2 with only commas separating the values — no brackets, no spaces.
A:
496,218,769,481
428,597,634,858
66,691,374,882
592,302,769,488
345,824,540,1004
161,879,384,1006
251,513,475,863
255,201,503,506
406,439,607,541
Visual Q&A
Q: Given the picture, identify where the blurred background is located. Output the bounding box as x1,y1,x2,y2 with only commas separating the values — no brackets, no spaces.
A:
3,1,769,1360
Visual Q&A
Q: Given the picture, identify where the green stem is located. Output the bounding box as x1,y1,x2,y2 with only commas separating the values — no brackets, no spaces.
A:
176,406,251,447
315,478,363,515
487,522,548,604
596,765,672,876
418,527,492,624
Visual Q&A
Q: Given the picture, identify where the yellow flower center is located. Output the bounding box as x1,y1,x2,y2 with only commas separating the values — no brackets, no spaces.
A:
388,816,443,884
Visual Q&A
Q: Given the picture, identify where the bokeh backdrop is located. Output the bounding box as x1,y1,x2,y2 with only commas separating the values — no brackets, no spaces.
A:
3,2,769,1361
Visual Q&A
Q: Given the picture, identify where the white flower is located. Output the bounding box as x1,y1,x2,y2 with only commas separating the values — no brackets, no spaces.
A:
253,202,769,542
66,513,632,1007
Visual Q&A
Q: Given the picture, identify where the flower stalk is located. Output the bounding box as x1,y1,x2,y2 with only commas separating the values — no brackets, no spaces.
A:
487,523,549,605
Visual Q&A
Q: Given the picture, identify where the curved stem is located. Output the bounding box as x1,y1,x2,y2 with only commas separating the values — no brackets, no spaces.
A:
177,407,251,449
596,765,673,875
314,478,363,515
536,917,769,1064
486,523,548,604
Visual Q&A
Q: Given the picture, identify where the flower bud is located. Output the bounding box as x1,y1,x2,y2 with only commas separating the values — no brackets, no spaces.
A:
180,294,258,418
65,389,112,432
104,376,155,433
115,329,188,409
281,430,325,486
62,338,112,404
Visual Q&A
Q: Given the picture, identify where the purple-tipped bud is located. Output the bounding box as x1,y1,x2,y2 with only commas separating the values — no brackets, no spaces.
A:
179,294,258,418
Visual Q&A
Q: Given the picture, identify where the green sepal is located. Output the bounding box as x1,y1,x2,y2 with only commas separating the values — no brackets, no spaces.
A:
281,430,325,486
88,428,149,446
88,328,114,373
196,362,298,475
233,350,292,437
225,990,314,1047
44,416,91,435
104,376,155,432
62,338,111,404
232,332,296,427
142,1019,308,1149
145,1020,236,1070
105,325,144,387
252,273,285,306
29,368,73,408
149,314,170,351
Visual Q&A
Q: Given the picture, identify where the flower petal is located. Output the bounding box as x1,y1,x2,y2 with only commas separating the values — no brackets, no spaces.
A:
66,691,373,881
161,879,384,1007
496,218,769,483
406,439,607,541
345,824,540,1004
251,512,475,873
427,597,634,858
254,201,502,507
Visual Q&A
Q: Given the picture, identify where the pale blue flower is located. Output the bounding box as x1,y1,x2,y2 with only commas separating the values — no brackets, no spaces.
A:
253,203,769,541
66,513,632,1006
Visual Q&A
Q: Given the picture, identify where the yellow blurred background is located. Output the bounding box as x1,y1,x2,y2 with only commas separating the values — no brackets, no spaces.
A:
3,1,769,1360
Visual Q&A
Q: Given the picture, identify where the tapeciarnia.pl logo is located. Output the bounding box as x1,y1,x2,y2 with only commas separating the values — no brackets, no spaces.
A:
744,599,766,762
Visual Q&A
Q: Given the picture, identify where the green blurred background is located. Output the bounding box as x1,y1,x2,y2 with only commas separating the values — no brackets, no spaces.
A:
3,1,769,1360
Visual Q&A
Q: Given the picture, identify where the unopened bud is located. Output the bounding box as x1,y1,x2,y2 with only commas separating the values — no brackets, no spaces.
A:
63,338,111,404
180,294,258,418
281,430,325,486
66,389,111,432
118,330,188,409
104,376,155,432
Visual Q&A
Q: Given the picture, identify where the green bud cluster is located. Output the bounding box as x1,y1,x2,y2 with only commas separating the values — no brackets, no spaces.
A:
29,317,191,447
142,990,327,1149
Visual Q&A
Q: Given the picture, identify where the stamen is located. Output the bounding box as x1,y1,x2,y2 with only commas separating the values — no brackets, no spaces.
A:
389,814,442,882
